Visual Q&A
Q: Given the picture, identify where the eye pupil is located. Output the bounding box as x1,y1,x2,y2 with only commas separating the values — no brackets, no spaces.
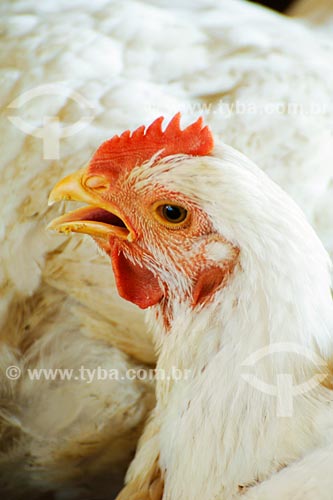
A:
164,205,181,220
161,204,187,224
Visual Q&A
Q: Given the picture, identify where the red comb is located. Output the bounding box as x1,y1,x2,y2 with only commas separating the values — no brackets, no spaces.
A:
88,113,214,178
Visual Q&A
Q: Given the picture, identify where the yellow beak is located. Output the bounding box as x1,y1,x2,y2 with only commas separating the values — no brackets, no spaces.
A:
47,168,134,241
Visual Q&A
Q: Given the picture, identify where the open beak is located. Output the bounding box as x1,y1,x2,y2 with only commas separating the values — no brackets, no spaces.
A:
47,168,135,242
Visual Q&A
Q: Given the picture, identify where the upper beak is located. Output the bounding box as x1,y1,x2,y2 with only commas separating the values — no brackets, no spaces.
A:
47,167,135,242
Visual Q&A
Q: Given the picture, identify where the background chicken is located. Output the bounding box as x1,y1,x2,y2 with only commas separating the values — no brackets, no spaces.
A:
1,0,333,498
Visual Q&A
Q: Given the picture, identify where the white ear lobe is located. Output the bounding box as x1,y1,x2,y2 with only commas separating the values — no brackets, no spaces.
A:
205,238,236,263
192,238,240,308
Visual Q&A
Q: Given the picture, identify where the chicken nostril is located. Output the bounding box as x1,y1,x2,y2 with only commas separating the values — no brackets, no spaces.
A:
84,175,109,190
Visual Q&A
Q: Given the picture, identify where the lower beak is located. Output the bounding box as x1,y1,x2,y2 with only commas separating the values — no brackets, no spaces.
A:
47,168,134,242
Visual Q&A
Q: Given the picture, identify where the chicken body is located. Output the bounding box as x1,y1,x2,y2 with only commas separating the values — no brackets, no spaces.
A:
1,0,333,497
50,120,333,500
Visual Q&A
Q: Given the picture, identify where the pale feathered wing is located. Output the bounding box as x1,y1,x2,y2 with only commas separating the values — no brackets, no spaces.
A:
1,0,333,498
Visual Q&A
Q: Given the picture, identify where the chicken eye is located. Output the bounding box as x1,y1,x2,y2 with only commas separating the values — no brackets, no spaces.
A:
154,203,188,226
162,204,187,222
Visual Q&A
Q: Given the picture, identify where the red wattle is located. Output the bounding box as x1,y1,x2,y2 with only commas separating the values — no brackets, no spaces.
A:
110,248,163,309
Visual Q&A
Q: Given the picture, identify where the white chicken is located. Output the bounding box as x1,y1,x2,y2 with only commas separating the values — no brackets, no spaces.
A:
49,113,333,500
1,0,333,498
